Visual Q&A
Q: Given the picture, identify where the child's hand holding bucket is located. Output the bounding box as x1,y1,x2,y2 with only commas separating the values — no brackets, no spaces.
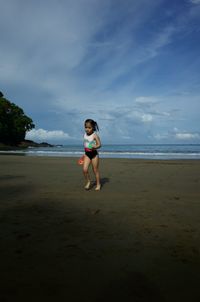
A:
78,155,85,165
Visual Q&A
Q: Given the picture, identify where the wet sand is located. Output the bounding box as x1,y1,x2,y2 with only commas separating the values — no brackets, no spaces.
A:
0,155,200,301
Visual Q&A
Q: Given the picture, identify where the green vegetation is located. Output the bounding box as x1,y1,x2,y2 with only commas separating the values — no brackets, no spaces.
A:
0,91,35,146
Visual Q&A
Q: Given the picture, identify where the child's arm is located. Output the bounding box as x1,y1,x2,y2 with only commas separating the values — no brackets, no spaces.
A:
93,133,101,149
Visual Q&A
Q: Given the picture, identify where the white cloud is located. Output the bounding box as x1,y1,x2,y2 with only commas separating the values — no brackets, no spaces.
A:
175,132,200,140
146,25,176,59
26,129,70,142
154,128,200,142
128,111,153,123
189,0,200,4
135,96,156,105
173,127,200,140
141,114,153,123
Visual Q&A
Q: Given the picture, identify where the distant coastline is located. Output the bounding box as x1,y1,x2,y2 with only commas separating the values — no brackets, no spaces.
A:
0,140,61,150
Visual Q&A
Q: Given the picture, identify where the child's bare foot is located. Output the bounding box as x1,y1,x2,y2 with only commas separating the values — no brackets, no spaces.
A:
85,181,91,190
95,184,101,191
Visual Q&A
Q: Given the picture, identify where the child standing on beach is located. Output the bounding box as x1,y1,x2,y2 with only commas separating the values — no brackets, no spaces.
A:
83,119,101,191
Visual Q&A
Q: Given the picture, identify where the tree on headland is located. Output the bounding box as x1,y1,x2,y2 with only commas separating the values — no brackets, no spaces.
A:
0,92,35,145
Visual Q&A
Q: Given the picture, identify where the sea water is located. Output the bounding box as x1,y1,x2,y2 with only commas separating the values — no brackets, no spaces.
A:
1,144,200,160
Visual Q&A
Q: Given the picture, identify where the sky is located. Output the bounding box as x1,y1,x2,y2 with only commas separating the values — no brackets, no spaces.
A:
1,0,200,145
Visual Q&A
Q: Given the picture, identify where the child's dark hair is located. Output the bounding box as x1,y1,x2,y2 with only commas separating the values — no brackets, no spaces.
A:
84,119,99,131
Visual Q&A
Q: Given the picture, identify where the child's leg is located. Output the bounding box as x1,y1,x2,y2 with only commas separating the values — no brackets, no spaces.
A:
83,155,91,189
92,156,101,190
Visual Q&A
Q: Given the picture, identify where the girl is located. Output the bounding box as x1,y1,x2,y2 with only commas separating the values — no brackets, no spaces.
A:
83,119,101,191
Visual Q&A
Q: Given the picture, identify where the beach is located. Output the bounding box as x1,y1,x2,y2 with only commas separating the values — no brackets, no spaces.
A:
0,155,200,301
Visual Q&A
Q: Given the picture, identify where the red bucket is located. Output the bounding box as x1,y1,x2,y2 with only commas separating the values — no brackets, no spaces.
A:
78,155,85,165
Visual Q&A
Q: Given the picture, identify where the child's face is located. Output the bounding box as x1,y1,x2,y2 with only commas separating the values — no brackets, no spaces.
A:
85,122,93,135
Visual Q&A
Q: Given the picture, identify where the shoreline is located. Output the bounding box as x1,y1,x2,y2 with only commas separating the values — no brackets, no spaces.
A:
1,155,200,301
1,143,200,161
1,152,200,160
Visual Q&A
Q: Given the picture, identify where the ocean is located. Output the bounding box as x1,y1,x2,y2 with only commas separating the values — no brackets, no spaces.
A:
1,144,200,160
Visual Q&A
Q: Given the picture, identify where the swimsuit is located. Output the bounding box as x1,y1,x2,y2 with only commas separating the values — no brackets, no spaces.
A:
85,149,98,160
84,132,98,160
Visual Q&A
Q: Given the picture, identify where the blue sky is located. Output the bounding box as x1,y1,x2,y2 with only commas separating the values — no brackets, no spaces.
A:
1,0,200,144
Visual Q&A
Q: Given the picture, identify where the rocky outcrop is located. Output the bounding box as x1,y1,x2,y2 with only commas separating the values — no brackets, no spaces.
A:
18,140,54,148
0,140,55,150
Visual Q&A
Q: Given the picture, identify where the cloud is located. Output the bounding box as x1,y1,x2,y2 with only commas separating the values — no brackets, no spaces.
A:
173,128,200,140
144,25,176,59
154,128,200,142
141,114,153,123
0,0,105,99
26,128,70,143
100,106,154,125
189,0,200,4
175,132,200,140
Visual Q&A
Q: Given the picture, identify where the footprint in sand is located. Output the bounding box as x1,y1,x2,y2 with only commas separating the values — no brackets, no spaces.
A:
88,208,101,215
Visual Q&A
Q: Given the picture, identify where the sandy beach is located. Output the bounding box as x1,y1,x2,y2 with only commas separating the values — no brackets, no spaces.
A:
0,155,200,302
